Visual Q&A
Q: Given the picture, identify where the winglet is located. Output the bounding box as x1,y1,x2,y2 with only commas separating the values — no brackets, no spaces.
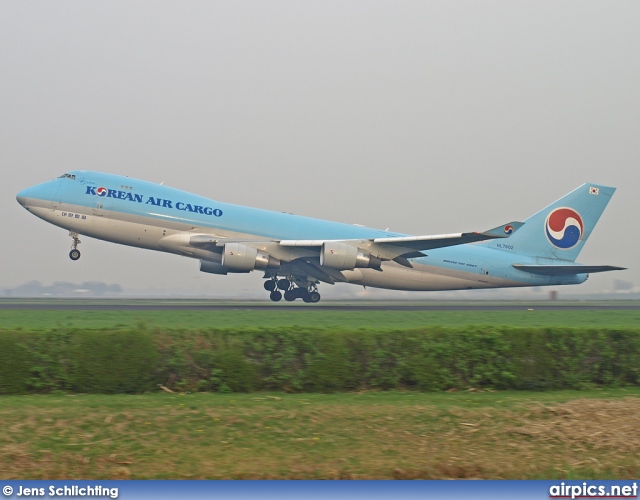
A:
480,221,525,239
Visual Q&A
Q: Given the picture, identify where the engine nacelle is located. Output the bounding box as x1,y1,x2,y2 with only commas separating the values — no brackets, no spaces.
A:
320,242,382,270
221,243,280,272
200,260,231,275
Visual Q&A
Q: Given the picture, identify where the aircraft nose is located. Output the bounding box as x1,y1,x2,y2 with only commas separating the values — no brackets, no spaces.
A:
16,188,28,206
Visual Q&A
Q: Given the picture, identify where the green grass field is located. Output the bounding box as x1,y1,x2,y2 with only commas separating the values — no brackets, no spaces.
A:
2,301,640,330
1,389,639,479
1,300,639,479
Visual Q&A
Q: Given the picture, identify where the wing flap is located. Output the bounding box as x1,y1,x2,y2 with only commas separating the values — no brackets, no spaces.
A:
289,259,347,284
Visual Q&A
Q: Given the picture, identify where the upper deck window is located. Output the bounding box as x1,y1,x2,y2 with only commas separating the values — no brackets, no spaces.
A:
58,173,76,180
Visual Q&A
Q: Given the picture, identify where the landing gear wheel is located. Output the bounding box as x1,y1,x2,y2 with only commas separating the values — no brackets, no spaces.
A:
307,291,321,303
277,278,291,291
284,289,297,301
264,280,276,291
68,231,81,261
269,291,282,302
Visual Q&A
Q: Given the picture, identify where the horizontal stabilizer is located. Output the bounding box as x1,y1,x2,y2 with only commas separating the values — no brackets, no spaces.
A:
513,264,627,276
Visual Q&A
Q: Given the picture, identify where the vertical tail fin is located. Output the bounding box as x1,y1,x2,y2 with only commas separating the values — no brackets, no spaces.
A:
486,183,616,262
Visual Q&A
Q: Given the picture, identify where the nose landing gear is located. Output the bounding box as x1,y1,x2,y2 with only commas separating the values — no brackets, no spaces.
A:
69,232,81,261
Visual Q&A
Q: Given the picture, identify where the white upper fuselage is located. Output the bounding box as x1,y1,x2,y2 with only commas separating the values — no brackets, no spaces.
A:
16,171,590,292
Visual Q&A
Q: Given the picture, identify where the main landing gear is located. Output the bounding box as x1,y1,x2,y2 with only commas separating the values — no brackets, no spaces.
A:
263,277,321,303
69,232,81,261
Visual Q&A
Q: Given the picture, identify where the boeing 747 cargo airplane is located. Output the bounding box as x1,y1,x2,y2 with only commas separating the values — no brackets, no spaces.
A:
16,172,624,302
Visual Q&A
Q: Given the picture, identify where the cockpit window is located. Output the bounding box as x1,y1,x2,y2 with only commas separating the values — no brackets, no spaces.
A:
58,173,76,180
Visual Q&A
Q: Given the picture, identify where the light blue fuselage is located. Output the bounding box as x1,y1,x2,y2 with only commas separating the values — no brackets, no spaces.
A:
17,171,588,292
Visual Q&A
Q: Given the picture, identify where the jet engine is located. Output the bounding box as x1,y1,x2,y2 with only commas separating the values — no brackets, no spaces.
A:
221,243,280,272
320,242,382,270
200,260,230,275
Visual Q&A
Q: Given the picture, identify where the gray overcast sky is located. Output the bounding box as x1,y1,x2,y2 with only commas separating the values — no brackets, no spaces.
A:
2,1,639,298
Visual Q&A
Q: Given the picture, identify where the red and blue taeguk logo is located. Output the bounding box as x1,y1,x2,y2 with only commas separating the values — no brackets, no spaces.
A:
545,207,584,249
96,187,107,197
504,225,514,235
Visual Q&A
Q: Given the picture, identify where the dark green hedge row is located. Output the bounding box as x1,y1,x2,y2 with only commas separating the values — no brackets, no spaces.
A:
1,327,639,394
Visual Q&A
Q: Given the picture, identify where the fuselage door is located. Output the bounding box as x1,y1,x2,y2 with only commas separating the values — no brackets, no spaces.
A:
93,200,105,216
92,191,110,216
49,181,62,211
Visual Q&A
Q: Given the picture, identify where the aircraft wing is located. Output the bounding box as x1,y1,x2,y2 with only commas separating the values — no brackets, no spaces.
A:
183,221,524,273
368,221,525,252
279,221,524,264
513,264,627,276
190,221,524,253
